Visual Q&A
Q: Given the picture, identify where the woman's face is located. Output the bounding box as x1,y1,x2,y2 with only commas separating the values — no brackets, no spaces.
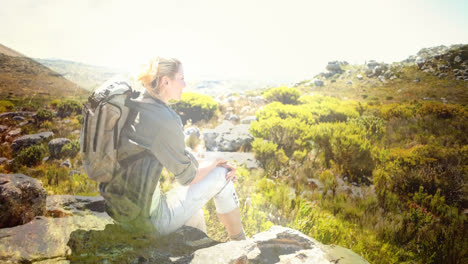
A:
165,65,186,101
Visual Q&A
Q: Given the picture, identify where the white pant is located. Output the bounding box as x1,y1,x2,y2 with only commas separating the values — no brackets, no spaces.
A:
150,167,239,236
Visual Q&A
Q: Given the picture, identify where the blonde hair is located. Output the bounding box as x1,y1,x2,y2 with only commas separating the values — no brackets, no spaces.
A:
137,56,181,102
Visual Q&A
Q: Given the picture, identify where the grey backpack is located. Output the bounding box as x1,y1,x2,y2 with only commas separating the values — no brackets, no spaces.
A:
80,81,140,182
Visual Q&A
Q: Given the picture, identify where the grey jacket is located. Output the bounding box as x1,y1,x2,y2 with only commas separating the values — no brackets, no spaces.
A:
99,91,199,230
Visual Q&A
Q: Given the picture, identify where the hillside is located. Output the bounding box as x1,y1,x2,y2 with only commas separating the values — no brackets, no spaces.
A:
0,43,25,57
0,54,89,99
34,58,126,91
292,44,468,105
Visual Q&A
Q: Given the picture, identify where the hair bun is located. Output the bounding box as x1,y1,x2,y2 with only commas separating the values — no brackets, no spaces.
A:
137,56,160,88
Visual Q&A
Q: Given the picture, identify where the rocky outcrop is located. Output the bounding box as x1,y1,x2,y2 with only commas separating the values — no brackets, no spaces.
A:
48,138,71,158
0,194,369,263
192,226,368,264
202,121,254,152
10,131,54,152
0,174,47,228
404,44,468,81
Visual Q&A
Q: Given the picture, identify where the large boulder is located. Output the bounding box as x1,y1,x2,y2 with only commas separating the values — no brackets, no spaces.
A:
0,174,47,228
326,61,343,74
241,116,257,124
0,195,369,263
48,138,71,158
11,131,53,152
191,226,369,264
203,121,254,152
217,124,253,151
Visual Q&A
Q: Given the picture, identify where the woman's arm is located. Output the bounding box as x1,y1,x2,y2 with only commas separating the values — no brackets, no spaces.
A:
189,158,236,186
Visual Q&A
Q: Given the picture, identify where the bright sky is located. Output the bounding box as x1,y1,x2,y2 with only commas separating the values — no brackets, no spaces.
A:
1,0,467,82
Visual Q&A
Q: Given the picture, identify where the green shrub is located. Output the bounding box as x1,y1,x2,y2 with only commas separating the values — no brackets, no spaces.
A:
250,116,311,157
171,92,218,125
256,102,316,124
310,123,374,183
319,170,337,196
61,140,80,158
263,86,301,105
36,108,55,122
57,99,82,117
0,100,14,112
417,102,464,119
349,115,386,140
13,145,45,168
251,138,288,173
300,95,360,122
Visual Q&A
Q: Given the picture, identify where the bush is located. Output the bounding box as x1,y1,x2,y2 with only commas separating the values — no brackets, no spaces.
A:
57,99,82,117
299,95,360,122
171,92,218,125
263,86,301,105
0,100,14,112
310,123,374,183
251,138,288,173
13,145,45,168
250,116,311,157
256,102,315,125
36,108,54,123
417,102,464,119
61,140,80,158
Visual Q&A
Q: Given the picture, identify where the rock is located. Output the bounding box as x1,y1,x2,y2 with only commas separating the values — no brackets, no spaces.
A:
241,116,257,124
0,111,35,119
0,125,7,133
217,123,253,152
61,159,71,168
454,55,462,63
191,226,369,264
346,80,353,85
415,56,425,68
356,74,363,80
248,96,266,104
373,66,383,76
202,121,253,152
414,77,421,83
0,157,8,165
314,79,324,86
240,106,251,114
0,195,113,263
0,174,47,228
326,61,343,74
438,73,448,78
48,138,71,158
226,107,234,112
0,195,369,264
228,114,240,122
11,131,53,152
184,126,201,139
7,128,21,137
203,130,219,151
18,121,28,126
383,70,393,79
366,60,380,70
12,116,24,121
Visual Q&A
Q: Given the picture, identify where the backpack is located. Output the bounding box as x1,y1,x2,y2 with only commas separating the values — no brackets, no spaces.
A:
80,80,140,183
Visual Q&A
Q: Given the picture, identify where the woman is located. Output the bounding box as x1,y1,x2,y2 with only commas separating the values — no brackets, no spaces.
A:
99,56,246,241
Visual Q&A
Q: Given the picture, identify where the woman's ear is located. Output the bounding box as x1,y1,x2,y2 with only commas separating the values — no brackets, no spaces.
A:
160,76,170,87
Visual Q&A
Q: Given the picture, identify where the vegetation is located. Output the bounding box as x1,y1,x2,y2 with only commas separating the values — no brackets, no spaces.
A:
263,86,301,104
171,92,218,125
2,53,467,263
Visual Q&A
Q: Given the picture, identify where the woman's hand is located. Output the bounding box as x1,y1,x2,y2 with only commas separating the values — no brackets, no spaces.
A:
213,157,237,181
